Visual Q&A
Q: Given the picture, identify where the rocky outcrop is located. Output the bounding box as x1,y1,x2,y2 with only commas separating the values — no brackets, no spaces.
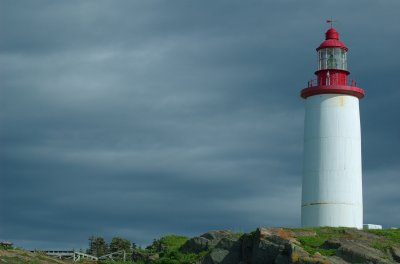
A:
180,236,211,254
390,246,400,262
336,242,389,264
243,228,293,263
181,227,399,264
202,237,241,264
242,227,328,264
323,238,391,264
183,227,330,264
201,230,235,245
180,230,235,254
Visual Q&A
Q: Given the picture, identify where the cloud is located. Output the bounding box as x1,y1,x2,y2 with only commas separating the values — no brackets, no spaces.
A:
1,0,400,249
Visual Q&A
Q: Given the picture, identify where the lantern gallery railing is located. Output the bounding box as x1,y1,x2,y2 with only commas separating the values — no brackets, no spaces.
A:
307,78,358,88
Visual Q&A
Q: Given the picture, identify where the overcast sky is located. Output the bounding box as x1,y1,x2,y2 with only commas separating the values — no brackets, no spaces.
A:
1,1,400,250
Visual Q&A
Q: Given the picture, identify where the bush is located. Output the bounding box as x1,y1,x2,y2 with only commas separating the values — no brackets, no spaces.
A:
146,234,209,264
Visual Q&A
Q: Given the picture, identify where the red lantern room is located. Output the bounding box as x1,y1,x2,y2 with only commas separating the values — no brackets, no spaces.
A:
301,26,365,99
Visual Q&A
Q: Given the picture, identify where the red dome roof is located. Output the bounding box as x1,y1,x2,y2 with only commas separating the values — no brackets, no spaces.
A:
317,28,348,51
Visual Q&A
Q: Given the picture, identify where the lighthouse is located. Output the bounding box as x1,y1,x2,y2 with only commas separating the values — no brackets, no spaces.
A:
300,25,365,228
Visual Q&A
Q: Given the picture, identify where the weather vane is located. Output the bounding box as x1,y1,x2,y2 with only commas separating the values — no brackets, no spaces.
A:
326,18,337,28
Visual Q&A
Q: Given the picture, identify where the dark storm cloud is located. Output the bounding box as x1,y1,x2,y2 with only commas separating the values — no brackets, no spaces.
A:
1,0,400,249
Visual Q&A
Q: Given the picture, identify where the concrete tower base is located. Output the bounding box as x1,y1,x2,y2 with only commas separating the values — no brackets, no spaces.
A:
301,94,363,229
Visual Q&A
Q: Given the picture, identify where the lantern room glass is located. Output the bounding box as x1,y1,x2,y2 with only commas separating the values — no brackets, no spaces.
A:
318,48,347,70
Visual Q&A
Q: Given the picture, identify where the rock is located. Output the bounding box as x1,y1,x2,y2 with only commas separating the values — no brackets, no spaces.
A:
328,256,350,264
251,227,311,264
322,238,343,250
216,237,241,263
291,243,310,261
275,254,291,264
344,229,383,240
195,227,397,264
252,238,286,263
240,232,254,263
336,240,390,264
181,230,234,254
200,230,234,247
180,236,210,253
390,246,400,262
250,228,287,264
322,237,392,264
297,253,332,264
201,237,241,264
202,249,230,264
216,237,240,250
296,256,331,264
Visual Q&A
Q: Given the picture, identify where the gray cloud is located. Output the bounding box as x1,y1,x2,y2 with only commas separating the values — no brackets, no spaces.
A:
1,0,400,249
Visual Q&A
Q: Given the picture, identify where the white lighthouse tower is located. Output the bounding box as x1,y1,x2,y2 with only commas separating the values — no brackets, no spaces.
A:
300,25,365,228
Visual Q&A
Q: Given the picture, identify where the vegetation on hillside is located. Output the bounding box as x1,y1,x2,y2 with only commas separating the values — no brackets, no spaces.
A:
87,236,135,257
0,249,67,264
146,235,208,264
365,228,400,255
1,227,399,263
289,227,400,259
291,227,349,256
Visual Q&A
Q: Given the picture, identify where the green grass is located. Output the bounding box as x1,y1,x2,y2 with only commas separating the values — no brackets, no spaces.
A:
0,245,14,250
158,235,189,251
155,250,209,264
363,229,400,258
293,227,400,258
365,229,400,244
0,256,24,264
232,232,245,239
290,227,350,256
0,255,64,264
288,226,348,235
296,235,336,256
370,240,394,252
147,235,209,264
